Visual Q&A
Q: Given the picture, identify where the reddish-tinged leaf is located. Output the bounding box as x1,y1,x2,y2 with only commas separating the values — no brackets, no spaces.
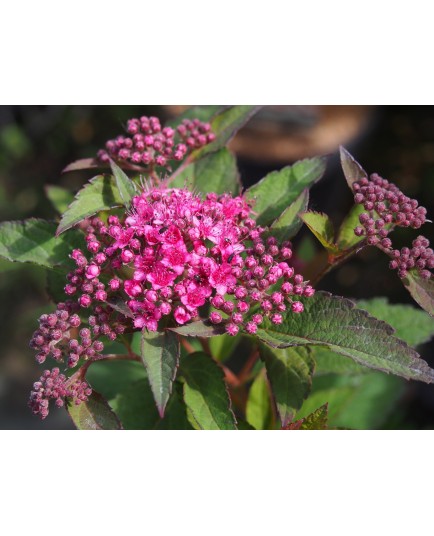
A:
340,146,368,190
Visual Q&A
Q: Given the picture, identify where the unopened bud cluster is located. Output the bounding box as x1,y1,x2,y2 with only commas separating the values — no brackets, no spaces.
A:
97,116,215,170
353,173,432,280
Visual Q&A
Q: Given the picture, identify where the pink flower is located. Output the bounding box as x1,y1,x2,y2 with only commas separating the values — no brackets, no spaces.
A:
174,306,191,325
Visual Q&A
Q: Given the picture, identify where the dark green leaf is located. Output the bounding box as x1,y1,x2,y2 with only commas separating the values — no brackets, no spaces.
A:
267,189,309,242
256,292,434,383
110,159,136,206
403,271,434,317
57,175,123,235
245,157,326,226
67,391,122,430
0,219,83,268
45,185,74,214
86,360,147,401
337,204,366,251
171,148,240,195
141,330,180,417
192,105,262,160
246,370,273,430
300,211,339,254
46,268,68,303
260,345,314,427
181,352,237,430
340,146,367,190
357,297,434,346
105,296,135,319
167,106,225,127
313,346,370,376
170,320,226,338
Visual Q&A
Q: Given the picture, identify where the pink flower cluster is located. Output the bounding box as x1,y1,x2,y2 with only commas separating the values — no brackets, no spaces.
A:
28,368,92,420
97,116,215,170
353,173,432,280
62,186,313,336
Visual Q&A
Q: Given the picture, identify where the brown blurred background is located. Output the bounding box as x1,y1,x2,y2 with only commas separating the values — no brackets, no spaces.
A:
1,105,433,429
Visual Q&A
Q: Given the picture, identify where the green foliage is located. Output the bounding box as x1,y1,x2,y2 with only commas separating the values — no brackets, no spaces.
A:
57,175,123,235
171,148,240,195
141,330,180,417
256,292,434,383
110,160,136,206
181,352,237,430
293,404,329,430
209,333,241,362
0,219,83,268
267,189,309,242
260,345,314,427
45,185,74,214
170,321,226,338
403,271,434,317
67,392,122,430
300,211,339,254
245,157,326,226
340,146,367,189
337,204,365,251
246,370,273,430
86,360,147,401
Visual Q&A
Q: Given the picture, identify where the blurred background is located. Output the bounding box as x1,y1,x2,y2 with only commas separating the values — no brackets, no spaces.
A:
1,105,433,429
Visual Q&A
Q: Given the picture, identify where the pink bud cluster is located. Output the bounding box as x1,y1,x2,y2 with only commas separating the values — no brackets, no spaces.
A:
62,186,313,337
353,173,432,280
28,368,92,420
97,116,215,170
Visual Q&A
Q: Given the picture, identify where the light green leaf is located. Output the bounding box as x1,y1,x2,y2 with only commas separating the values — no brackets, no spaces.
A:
403,271,434,317
57,175,123,235
141,330,180,417
246,370,273,430
340,146,367,190
0,219,83,268
246,157,326,226
267,189,309,242
45,185,74,214
256,292,434,383
67,392,122,430
110,159,136,206
181,352,237,430
260,345,314,427
170,320,226,338
293,404,329,430
171,148,240,195
300,211,339,254
336,204,366,251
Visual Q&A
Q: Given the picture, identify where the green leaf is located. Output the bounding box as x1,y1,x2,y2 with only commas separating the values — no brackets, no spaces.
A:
86,360,147,401
192,105,262,160
246,370,273,430
358,297,434,346
256,292,434,383
171,148,240,195
403,271,434,317
267,189,309,242
46,268,68,303
336,204,366,251
245,157,326,226
0,219,83,268
170,320,226,338
297,372,405,430
67,391,122,430
209,333,241,362
340,146,367,190
288,404,329,430
110,380,193,430
57,175,123,235
260,345,314,427
313,346,370,376
110,159,136,206
181,352,237,430
141,330,180,417
167,106,225,127
45,185,74,214
300,211,339,254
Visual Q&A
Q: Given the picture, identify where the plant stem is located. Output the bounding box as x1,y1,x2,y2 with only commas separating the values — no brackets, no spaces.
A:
311,239,367,286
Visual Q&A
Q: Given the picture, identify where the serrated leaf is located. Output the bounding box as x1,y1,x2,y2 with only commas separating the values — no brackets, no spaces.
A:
110,159,136,206
141,329,180,417
260,345,314,427
297,372,405,430
336,204,366,251
246,157,326,226
56,175,123,235
246,369,273,430
357,297,434,346
170,320,226,338
340,146,367,190
403,271,434,317
297,404,329,430
67,391,122,430
171,148,240,195
256,292,434,383
192,105,262,161
181,352,237,430
300,211,339,254
45,185,74,214
0,219,83,268
110,380,193,430
267,189,309,242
